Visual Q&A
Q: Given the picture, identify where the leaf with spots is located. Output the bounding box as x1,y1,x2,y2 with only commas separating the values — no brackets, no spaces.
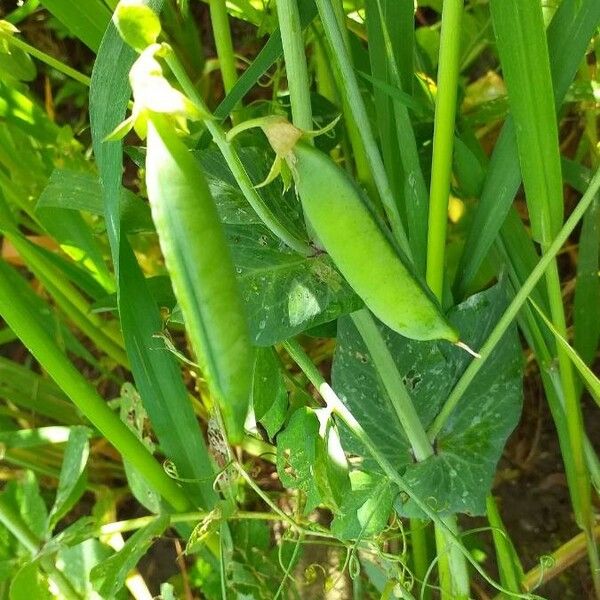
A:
251,347,288,439
331,471,398,541
332,281,523,517
276,407,322,513
198,147,362,345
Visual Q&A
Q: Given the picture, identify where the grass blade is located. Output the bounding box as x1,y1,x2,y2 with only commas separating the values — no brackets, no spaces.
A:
90,0,218,509
573,194,600,368
489,0,563,244
455,0,600,296
531,300,600,408
37,0,111,51
0,267,190,512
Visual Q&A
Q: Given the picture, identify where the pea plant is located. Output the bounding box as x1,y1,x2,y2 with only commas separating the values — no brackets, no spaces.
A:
0,0,598,598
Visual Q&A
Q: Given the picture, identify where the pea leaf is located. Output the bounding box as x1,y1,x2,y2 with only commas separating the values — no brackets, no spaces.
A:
252,347,288,438
198,147,362,345
276,408,321,513
332,282,523,517
331,471,398,541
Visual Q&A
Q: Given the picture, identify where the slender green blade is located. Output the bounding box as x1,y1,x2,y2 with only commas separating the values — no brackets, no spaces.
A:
455,0,600,296
574,196,600,368
89,0,217,509
38,0,111,51
532,300,600,408
490,0,563,244
0,267,190,511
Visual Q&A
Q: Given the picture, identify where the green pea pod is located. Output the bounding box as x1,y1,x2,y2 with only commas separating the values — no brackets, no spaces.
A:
292,142,459,342
145,113,253,442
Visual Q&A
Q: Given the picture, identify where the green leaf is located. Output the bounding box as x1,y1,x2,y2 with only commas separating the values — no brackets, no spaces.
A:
3,471,48,542
531,300,600,408
37,0,111,51
90,0,218,510
573,194,600,370
57,539,112,598
37,169,154,234
198,147,362,344
333,282,523,517
9,561,51,600
0,44,36,82
47,426,90,532
313,418,351,512
455,0,600,295
331,471,398,541
251,347,288,438
0,260,97,367
276,408,321,512
114,1,161,52
117,383,161,513
490,0,563,244
0,357,81,425
0,427,72,449
90,514,169,598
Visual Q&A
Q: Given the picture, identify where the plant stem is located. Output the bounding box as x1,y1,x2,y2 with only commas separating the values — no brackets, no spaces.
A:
0,31,91,87
410,519,431,600
277,0,313,131
0,269,191,513
313,0,411,257
426,0,463,300
350,309,433,461
163,47,313,257
209,0,238,96
422,4,469,587
428,163,600,439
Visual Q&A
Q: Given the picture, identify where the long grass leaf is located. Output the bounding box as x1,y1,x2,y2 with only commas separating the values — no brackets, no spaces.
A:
0,268,190,511
89,0,217,510
455,0,600,296
573,195,600,368
531,300,600,408
489,0,562,244
37,0,111,51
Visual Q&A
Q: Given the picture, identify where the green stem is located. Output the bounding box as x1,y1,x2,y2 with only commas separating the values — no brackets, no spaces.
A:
314,0,411,257
277,0,313,131
350,309,433,461
486,494,523,594
410,519,431,600
0,496,82,600
422,4,468,590
163,48,313,257
428,163,600,439
209,0,238,95
0,31,91,87
0,270,191,512
426,0,464,300
544,259,590,525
